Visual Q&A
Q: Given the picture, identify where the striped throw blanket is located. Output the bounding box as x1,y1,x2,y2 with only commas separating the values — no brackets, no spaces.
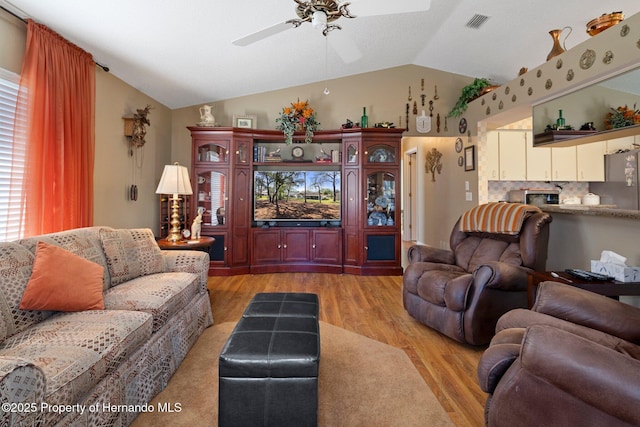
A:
460,202,541,235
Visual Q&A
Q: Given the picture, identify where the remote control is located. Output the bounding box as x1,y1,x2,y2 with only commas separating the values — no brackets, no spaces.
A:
564,268,613,281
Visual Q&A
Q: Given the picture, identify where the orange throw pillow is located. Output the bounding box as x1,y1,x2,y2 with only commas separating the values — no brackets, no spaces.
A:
20,241,105,311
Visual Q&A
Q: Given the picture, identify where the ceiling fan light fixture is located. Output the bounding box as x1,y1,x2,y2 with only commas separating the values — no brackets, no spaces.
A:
312,11,328,29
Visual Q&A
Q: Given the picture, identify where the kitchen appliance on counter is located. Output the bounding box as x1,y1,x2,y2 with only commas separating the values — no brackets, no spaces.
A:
590,149,640,210
508,189,560,206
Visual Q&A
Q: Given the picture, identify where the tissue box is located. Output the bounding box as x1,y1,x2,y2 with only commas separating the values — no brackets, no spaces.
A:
591,260,640,282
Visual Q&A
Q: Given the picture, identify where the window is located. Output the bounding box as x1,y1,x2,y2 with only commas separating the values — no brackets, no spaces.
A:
0,68,26,241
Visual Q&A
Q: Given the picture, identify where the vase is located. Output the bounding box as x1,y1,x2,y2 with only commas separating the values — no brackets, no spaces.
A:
547,27,572,61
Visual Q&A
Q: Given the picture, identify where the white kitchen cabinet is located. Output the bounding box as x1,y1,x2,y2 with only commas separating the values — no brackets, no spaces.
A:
498,131,526,181
551,146,577,181
576,141,606,181
606,136,635,153
486,131,499,180
526,130,552,181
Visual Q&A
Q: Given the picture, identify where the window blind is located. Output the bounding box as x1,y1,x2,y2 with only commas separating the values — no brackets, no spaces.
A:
0,68,26,241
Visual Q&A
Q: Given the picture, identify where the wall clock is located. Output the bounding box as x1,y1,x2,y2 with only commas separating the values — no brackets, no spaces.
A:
455,137,463,153
458,118,467,134
291,146,304,160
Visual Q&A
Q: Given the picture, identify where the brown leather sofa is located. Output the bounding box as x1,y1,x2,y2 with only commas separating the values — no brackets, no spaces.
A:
478,281,640,427
402,208,552,345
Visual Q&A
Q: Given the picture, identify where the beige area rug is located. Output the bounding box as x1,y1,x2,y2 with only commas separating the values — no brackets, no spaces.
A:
131,322,453,427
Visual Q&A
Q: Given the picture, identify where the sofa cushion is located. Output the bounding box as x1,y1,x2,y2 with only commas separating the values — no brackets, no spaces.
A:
103,272,200,333
0,242,53,342
0,310,152,408
18,227,112,290
99,228,164,286
20,241,105,312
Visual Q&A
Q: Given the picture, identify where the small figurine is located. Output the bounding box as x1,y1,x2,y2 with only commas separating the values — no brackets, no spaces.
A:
341,119,354,129
191,207,205,239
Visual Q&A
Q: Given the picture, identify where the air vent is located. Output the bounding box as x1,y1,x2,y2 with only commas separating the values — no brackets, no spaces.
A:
465,14,490,29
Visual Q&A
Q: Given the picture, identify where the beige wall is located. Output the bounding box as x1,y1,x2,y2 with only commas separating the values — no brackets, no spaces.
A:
1,14,172,235
402,136,477,246
6,6,640,274
94,71,172,233
467,11,640,277
171,65,476,246
0,13,25,74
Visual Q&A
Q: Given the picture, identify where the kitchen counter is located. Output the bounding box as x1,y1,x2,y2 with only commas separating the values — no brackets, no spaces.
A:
540,204,640,220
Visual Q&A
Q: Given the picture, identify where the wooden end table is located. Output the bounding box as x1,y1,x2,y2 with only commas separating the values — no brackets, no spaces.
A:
527,270,640,308
157,236,215,252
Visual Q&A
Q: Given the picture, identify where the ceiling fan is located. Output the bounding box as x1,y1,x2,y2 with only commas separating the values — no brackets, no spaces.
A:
232,0,431,62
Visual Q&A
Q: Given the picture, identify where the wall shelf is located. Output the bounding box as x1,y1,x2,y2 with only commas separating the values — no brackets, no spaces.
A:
533,124,640,147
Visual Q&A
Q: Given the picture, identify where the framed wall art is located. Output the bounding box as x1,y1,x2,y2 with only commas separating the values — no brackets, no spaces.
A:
233,115,257,129
464,145,475,171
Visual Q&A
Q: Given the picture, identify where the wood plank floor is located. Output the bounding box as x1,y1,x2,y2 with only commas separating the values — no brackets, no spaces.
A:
207,272,487,427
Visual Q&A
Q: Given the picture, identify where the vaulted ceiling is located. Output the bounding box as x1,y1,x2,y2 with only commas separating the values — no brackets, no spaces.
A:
3,0,640,109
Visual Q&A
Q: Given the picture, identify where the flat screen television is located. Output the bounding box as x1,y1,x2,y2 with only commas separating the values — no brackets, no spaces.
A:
253,169,341,225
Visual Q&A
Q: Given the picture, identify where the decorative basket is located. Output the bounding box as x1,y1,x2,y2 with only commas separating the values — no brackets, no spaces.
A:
586,12,624,36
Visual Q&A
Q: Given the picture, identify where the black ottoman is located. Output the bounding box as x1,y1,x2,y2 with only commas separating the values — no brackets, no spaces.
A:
219,293,320,427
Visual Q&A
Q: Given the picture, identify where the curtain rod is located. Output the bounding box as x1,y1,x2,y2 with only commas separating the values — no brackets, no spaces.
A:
0,4,110,72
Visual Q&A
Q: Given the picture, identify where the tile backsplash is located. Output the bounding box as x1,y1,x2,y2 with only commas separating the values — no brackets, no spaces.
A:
487,180,589,203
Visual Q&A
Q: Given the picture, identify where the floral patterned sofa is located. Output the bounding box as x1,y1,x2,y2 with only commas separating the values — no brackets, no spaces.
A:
0,227,213,426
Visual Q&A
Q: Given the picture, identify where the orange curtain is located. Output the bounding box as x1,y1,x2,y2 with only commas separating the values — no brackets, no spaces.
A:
17,19,95,236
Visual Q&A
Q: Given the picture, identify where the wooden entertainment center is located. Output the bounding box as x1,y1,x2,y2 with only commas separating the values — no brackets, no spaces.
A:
187,126,404,276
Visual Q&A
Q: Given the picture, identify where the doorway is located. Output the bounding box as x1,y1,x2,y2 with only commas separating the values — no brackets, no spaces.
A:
403,149,418,242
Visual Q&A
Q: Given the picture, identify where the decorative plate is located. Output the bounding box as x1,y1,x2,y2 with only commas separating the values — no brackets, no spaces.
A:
459,118,467,134
369,148,393,162
368,211,387,226
455,138,463,153
458,156,464,167
375,195,389,209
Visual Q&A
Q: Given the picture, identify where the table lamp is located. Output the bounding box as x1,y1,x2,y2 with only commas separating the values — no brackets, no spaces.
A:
155,162,193,242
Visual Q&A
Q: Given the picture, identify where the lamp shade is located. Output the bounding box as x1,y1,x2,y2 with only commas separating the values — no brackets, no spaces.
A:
155,163,193,195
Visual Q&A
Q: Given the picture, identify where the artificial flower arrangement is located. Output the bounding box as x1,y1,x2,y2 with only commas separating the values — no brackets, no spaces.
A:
605,104,640,129
276,99,320,144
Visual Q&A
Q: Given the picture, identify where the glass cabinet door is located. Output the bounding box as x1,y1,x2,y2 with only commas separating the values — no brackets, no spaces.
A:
235,140,250,165
196,142,229,163
347,143,358,164
366,171,396,227
365,144,395,164
195,170,227,226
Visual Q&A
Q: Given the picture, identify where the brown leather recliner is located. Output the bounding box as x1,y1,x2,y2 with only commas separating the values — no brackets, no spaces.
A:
402,207,552,345
478,281,640,427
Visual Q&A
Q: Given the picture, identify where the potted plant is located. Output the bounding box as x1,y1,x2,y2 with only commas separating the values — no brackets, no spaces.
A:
605,104,640,129
447,78,494,118
275,99,320,144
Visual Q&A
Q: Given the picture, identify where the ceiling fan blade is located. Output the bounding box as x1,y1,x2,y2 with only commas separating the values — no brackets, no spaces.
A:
347,0,431,16
232,22,293,47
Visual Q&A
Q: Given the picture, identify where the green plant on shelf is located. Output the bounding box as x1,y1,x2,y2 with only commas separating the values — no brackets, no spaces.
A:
447,78,492,118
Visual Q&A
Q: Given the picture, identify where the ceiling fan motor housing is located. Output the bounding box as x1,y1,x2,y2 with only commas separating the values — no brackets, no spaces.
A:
293,0,354,23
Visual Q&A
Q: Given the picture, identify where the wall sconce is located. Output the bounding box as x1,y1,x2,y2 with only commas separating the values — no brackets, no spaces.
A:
425,148,443,182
